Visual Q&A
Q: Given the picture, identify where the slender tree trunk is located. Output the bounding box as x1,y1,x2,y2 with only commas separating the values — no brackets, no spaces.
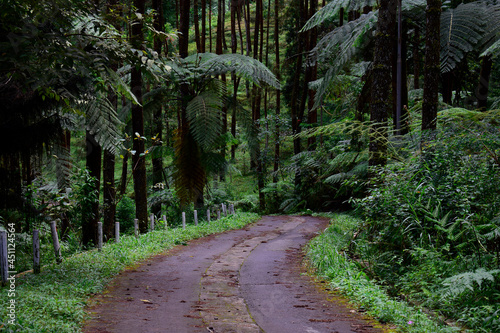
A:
194,0,201,53
369,0,396,168
230,0,238,160
273,0,281,182
422,0,442,134
102,149,116,238
83,131,101,246
307,0,318,150
209,0,213,52
201,0,207,52
413,25,421,89
476,55,492,111
152,0,164,216
119,152,128,196
131,0,148,232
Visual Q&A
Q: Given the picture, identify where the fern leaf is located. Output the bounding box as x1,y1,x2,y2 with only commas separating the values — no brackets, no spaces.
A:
310,11,378,110
442,268,500,297
302,0,378,31
440,2,489,73
186,92,224,150
83,96,123,154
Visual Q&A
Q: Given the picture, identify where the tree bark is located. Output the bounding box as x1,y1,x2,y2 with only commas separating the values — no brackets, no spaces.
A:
369,0,396,168
273,0,281,182
422,0,442,133
131,0,148,232
194,0,201,53
83,131,101,246
201,0,207,52
476,55,492,111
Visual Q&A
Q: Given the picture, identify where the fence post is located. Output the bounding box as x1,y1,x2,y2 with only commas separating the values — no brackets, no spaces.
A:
217,208,221,220
230,204,235,215
134,218,139,238
50,221,62,264
194,210,198,226
115,222,120,243
33,229,40,274
207,209,211,223
182,212,186,229
162,215,167,229
150,214,155,232
222,203,227,217
0,231,8,286
97,222,103,252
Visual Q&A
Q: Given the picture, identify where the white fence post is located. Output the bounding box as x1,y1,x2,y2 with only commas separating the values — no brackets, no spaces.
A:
182,212,186,229
33,229,40,274
150,214,155,231
97,222,103,252
50,221,62,264
194,210,198,226
134,218,139,238
115,222,120,243
207,209,211,223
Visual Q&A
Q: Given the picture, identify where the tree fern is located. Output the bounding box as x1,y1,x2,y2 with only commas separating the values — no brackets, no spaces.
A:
440,1,500,73
308,12,378,110
186,92,224,150
82,96,123,154
301,0,378,32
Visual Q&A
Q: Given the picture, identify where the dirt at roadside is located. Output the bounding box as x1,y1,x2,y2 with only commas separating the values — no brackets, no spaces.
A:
83,216,397,333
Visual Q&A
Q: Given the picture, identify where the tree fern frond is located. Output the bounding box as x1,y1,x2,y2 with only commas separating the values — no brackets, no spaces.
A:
310,11,378,109
197,53,280,89
186,92,224,150
481,38,500,58
440,2,488,73
441,268,500,298
302,0,377,31
83,96,123,154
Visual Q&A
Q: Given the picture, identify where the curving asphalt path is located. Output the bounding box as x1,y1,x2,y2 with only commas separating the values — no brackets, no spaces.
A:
83,216,389,333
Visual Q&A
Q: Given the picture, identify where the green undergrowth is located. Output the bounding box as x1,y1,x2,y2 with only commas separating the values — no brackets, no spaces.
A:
0,212,259,333
307,213,459,333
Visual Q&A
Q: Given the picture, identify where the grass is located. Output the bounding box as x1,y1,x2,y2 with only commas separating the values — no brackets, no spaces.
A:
307,213,460,333
0,212,260,333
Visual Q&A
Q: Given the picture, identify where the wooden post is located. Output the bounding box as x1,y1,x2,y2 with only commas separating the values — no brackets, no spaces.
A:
134,218,139,238
115,222,120,243
162,215,167,229
194,210,198,226
50,221,62,264
97,222,103,252
33,229,40,274
150,214,155,231
207,209,211,223
230,204,235,215
217,208,221,220
222,203,227,217
0,231,8,285
182,212,186,229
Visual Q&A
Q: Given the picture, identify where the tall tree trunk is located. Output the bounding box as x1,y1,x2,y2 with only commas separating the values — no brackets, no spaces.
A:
201,0,207,52
83,131,101,246
230,0,238,160
307,0,318,150
152,0,164,216
102,149,116,238
194,0,201,53
369,0,396,168
119,152,129,196
413,26,421,90
476,55,492,111
393,9,409,135
422,0,442,134
209,0,213,52
131,0,148,232
273,0,281,182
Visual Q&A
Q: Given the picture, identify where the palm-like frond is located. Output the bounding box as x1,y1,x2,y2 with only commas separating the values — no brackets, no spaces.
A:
82,96,123,154
186,92,224,150
309,11,378,110
196,53,281,89
302,0,378,31
440,1,500,73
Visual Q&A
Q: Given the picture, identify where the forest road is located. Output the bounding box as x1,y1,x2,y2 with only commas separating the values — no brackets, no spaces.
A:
83,216,389,333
